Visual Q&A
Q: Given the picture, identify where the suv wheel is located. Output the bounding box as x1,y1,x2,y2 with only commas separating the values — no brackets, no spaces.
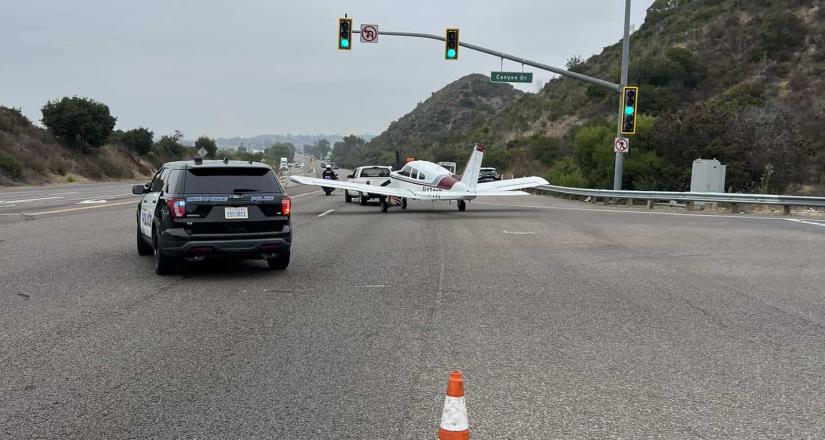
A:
266,250,290,270
153,229,176,275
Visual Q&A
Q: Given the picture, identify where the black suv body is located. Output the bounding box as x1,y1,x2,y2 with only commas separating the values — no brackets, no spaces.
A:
133,160,292,274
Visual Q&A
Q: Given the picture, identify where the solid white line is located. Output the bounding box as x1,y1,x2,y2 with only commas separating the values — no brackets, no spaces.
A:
355,284,386,288
318,209,335,217
24,200,136,216
49,191,78,195
785,219,825,228
0,196,62,204
474,201,797,222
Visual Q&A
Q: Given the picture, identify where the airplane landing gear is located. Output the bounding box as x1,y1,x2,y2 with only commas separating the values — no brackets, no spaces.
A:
457,200,466,212
401,198,408,210
380,197,389,213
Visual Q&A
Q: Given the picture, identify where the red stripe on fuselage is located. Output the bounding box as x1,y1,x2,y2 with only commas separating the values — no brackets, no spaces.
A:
436,175,459,190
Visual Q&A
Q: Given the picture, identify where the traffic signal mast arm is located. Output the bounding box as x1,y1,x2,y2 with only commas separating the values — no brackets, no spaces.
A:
351,29,620,92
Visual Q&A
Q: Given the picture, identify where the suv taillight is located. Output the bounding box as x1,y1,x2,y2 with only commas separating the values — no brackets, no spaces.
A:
166,198,186,218
281,196,291,217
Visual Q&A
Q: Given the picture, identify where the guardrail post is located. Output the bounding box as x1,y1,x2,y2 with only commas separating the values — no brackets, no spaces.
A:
646,200,654,210
625,198,633,206
783,205,791,216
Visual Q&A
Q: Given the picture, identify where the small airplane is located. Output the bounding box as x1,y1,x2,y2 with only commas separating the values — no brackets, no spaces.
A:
288,144,549,212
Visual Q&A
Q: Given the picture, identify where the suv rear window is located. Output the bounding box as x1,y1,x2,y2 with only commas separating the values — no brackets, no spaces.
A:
183,167,282,193
361,167,390,178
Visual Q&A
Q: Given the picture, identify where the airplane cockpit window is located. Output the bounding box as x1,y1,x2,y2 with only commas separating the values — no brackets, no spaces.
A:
411,169,419,179
398,166,411,177
419,173,426,180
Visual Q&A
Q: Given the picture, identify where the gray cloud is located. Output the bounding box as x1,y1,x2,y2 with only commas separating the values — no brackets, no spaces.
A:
0,0,652,138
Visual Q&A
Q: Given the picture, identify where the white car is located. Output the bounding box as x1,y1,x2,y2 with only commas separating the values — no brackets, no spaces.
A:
345,166,393,205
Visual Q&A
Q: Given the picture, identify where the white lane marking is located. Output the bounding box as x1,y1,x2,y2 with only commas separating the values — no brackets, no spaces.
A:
24,200,136,216
318,209,335,217
786,219,825,228
474,201,802,222
0,196,62,204
503,230,536,235
0,213,21,216
78,199,108,204
49,191,78,195
355,284,386,288
290,190,322,199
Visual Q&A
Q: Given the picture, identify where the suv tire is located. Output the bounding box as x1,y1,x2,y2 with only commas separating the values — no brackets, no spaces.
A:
137,227,153,256
153,229,176,275
266,250,290,270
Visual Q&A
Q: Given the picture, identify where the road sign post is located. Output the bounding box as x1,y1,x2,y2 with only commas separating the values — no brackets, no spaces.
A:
490,71,533,83
613,0,632,190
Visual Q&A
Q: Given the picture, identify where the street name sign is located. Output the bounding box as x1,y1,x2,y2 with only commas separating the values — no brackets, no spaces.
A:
490,71,533,83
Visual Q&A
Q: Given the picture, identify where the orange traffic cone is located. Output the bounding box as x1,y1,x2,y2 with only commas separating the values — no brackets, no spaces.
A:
439,371,470,440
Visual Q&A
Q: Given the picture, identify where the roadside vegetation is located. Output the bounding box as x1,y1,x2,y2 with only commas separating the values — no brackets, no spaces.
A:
346,0,825,195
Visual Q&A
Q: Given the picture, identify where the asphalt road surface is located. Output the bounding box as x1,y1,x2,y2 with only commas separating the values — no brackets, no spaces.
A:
2,184,825,439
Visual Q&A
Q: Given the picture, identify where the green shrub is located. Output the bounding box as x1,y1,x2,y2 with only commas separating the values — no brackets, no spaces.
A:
41,96,116,151
0,153,23,179
749,11,805,61
547,157,586,187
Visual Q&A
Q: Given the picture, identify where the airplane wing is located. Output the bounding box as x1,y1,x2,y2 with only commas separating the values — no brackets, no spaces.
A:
476,176,549,192
405,190,531,200
289,175,416,198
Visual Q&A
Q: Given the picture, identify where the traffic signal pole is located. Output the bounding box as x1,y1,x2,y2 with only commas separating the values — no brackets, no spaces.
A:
352,29,621,92
613,0,632,190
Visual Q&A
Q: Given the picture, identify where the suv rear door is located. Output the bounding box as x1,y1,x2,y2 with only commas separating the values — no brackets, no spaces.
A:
140,167,168,237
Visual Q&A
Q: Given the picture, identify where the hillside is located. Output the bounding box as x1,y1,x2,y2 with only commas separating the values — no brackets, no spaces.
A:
355,73,525,165
0,107,154,185
357,0,825,194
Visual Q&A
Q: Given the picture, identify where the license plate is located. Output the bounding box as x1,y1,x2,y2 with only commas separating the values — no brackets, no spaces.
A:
224,207,248,219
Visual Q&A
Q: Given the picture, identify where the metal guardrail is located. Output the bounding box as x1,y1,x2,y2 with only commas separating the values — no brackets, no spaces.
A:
535,184,825,208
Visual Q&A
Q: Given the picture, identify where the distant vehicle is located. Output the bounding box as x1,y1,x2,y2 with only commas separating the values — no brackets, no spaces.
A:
478,167,501,183
437,161,457,175
133,159,292,274
279,157,288,172
291,144,548,213
344,166,393,205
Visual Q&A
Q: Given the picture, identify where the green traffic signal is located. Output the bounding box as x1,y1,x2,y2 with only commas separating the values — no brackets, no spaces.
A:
445,28,459,60
338,17,352,50
620,86,639,135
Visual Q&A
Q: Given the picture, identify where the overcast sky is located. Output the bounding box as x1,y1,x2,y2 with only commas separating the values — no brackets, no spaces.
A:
0,0,653,139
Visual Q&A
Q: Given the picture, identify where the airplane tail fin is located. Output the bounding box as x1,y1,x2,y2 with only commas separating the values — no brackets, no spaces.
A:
460,144,485,190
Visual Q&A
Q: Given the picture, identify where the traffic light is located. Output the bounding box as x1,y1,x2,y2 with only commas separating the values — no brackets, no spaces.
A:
338,18,352,50
620,86,639,135
445,28,459,60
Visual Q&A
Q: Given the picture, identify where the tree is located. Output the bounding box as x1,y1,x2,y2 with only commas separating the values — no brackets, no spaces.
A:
317,139,331,159
120,128,153,155
153,130,186,159
194,136,218,158
41,96,116,151
266,142,296,162
331,135,366,168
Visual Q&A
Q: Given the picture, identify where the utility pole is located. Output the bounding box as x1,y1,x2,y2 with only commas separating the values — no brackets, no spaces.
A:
613,0,632,190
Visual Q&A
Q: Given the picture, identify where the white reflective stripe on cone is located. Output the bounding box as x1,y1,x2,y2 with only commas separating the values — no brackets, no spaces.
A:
440,396,469,431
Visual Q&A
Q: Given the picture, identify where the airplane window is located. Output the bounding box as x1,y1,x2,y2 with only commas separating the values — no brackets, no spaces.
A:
419,173,426,180
398,166,411,177
411,169,418,179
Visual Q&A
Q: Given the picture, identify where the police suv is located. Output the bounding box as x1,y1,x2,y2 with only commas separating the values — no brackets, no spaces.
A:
133,158,292,274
